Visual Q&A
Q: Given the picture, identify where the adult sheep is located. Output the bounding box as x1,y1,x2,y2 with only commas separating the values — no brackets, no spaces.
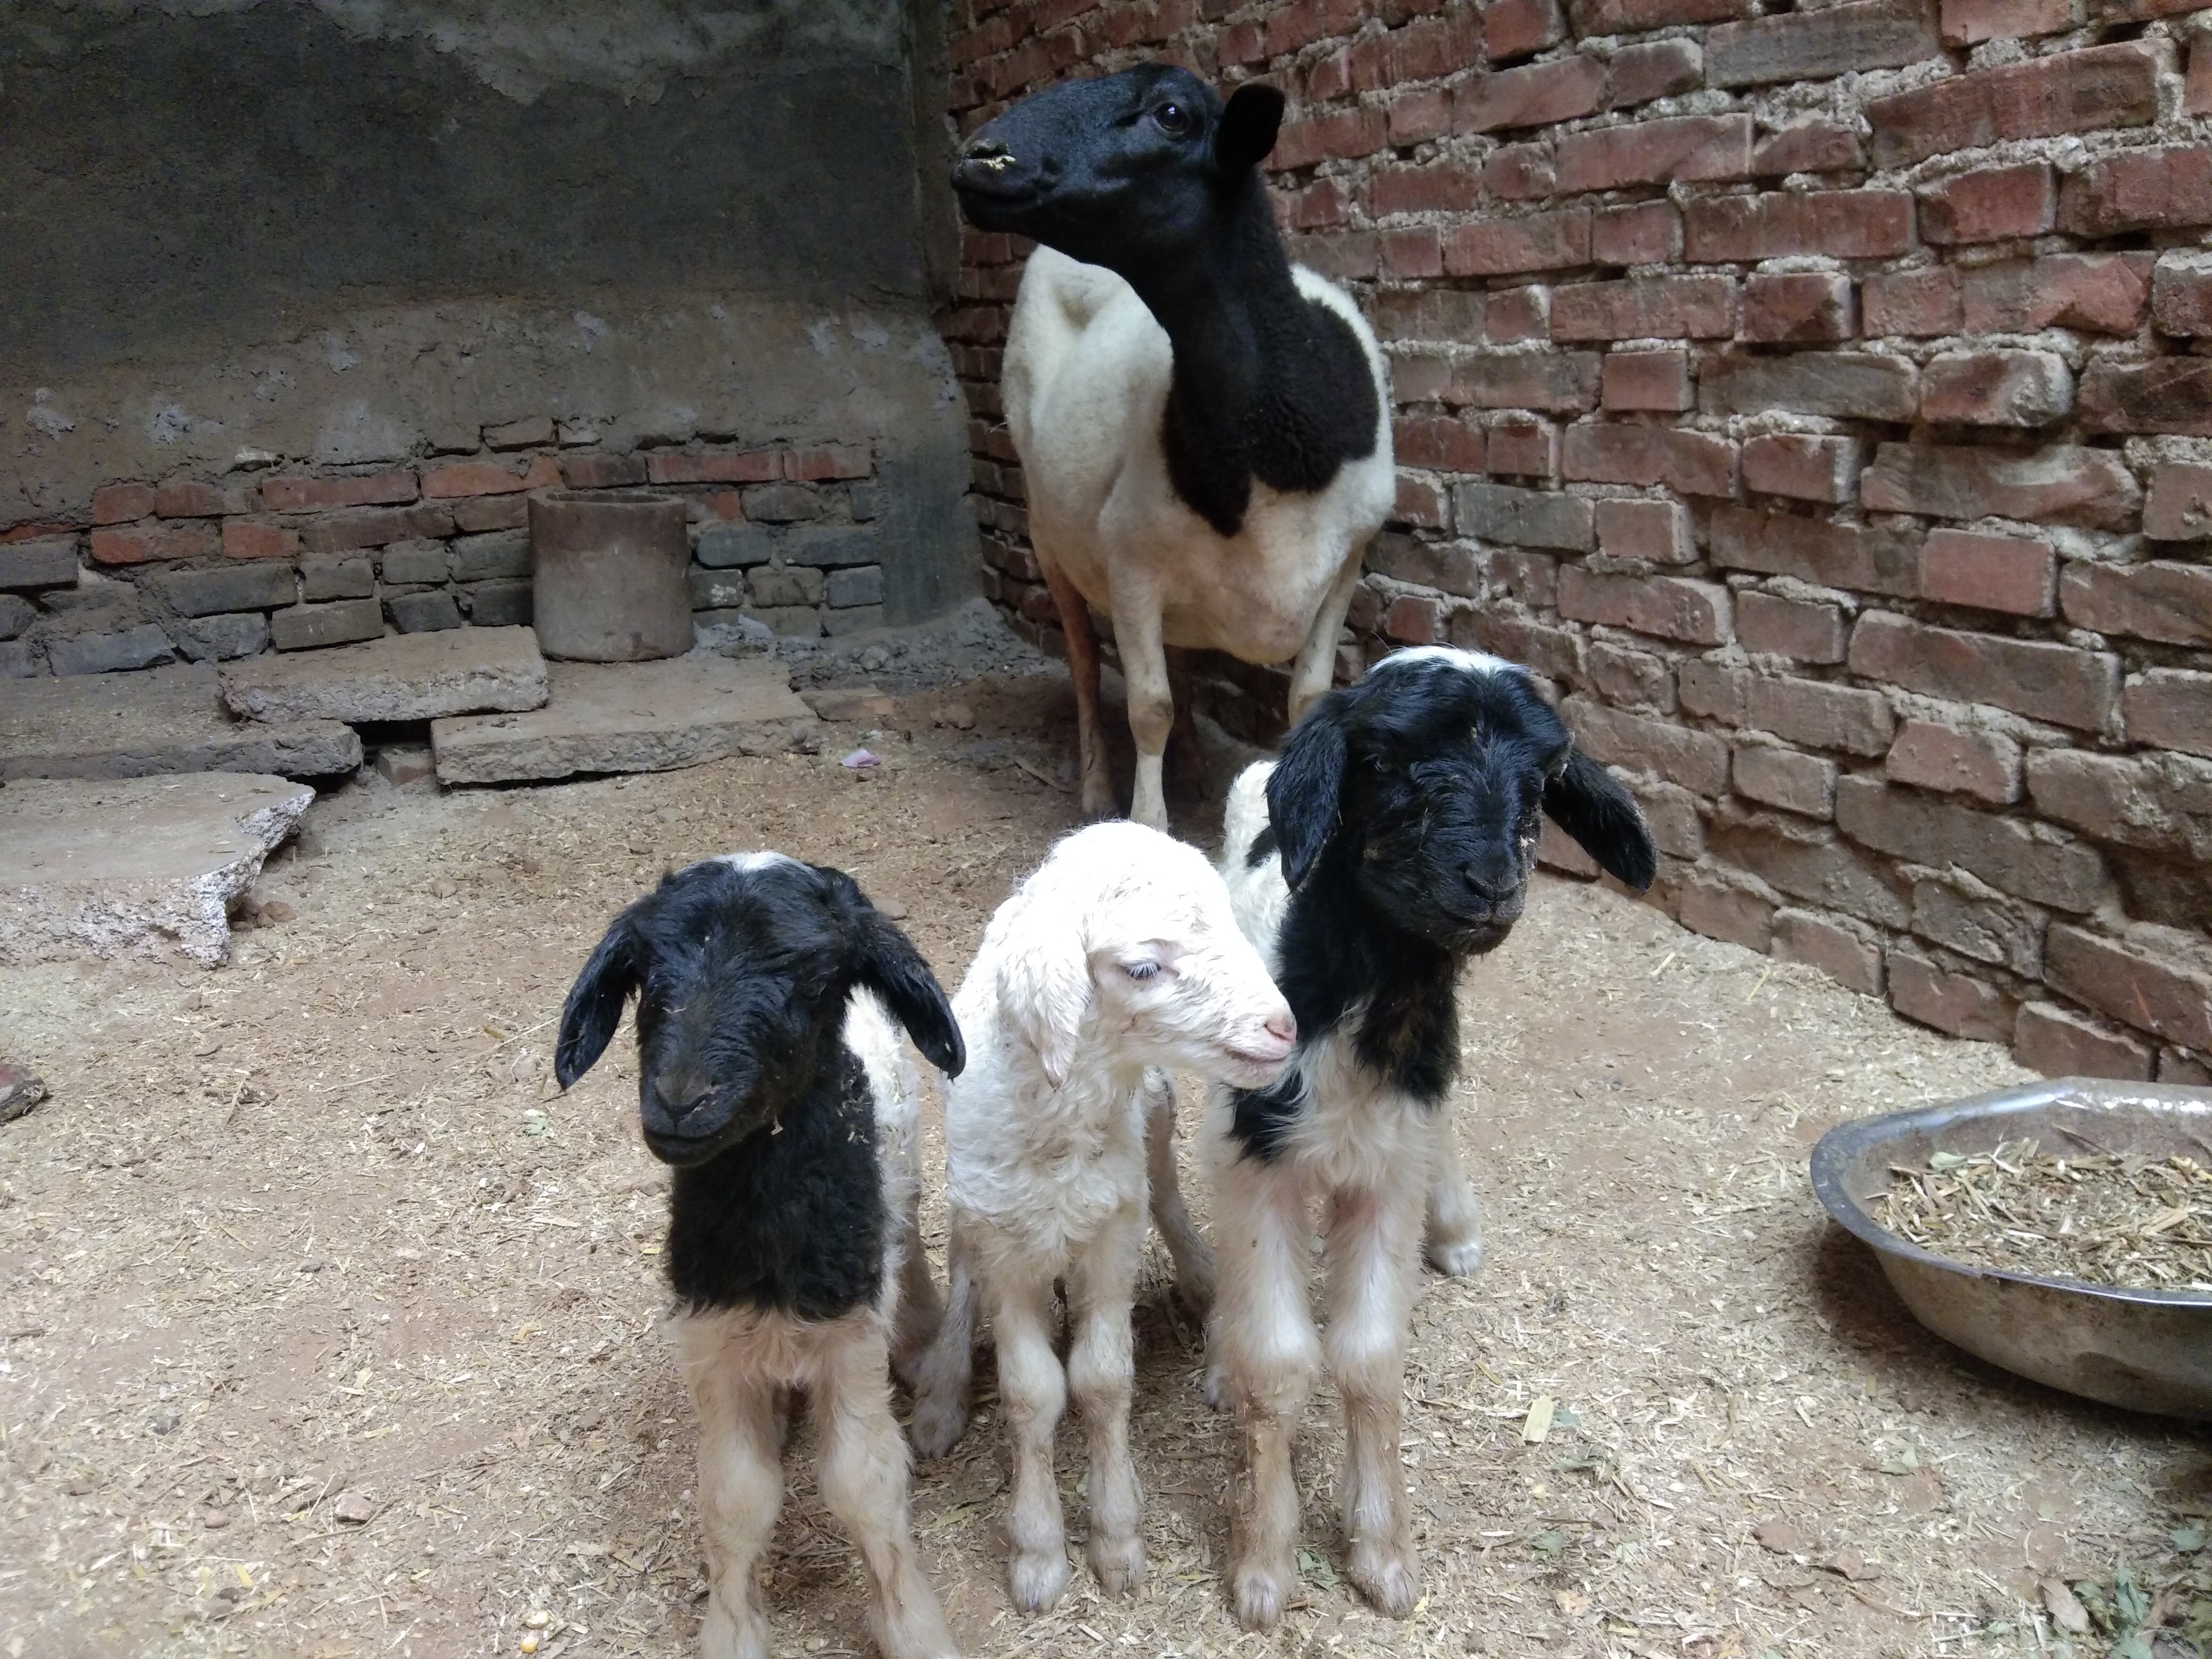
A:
953,64,1392,832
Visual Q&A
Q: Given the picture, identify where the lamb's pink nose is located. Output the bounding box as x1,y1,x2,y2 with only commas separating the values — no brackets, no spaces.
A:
1264,1011,1297,1048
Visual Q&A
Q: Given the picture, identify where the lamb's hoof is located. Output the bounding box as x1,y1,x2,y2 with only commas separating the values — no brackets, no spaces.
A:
1230,1560,1289,1632
906,1393,968,1461
1425,1232,1484,1278
1010,1546,1073,1614
1088,1534,1145,1598
1347,1543,1420,1620
1200,1356,1229,1412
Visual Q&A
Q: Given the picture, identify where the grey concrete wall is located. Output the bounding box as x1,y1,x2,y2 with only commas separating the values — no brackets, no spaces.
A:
0,0,975,626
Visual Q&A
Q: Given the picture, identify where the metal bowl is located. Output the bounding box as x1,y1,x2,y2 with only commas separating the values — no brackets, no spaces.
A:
1811,1077,2212,1420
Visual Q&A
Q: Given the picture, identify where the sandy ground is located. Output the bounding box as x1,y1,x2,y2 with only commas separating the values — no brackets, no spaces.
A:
2,666,2205,1659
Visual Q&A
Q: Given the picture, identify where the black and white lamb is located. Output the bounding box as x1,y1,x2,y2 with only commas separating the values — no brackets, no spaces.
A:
952,64,1394,832
1204,647,1658,1631
555,853,966,1659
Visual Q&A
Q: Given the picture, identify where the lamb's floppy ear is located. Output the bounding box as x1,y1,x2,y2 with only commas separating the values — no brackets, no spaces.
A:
851,907,967,1078
995,893,1090,1088
1267,695,1351,892
556,916,639,1088
1544,747,1659,893
1216,82,1285,172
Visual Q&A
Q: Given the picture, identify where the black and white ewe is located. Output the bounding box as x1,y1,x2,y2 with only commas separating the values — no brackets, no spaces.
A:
1205,647,1658,1631
555,853,966,1659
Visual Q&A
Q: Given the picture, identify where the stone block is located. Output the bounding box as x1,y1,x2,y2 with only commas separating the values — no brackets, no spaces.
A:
379,540,452,585
301,556,376,601
0,663,358,781
466,580,533,629
148,563,297,618
388,590,464,633
0,539,80,590
172,613,271,663
48,624,177,676
222,626,548,723
778,525,883,568
448,530,531,582
827,565,885,608
270,599,386,652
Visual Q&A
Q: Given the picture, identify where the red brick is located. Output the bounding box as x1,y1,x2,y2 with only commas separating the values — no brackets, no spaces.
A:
1387,87,1454,145
1563,695,1732,796
453,495,529,534
2059,560,2212,647
1738,591,1846,661
1848,609,2117,730
258,468,420,512
1683,191,1914,261
1887,948,2015,1043
298,504,456,555
2013,1002,2156,1082
1306,46,1354,105
1772,909,1883,995
2165,1046,2212,1086
1941,0,2073,42
1677,871,1776,951
1736,744,1838,820
1454,482,1593,550
2080,358,2212,438
1384,592,1445,645
1919,349,2073,428
1393,473,1453,530
2045,924,2212,1054
1559,567,1732,644
87,521,219,565
1863,267,1961,337
1859,442,2139,531
1381,228,1445,279
1551,275,1735,341
2153,252,2212,335
90,483,156,524
2059,145,2212,237
1588,640,1677,711
1962,253,2157,336
2144,463,2212,542
1264,0,1367,57
1449,350,1600,411
2123,668,2212,759
1555,115,1751,195
1607,37,1703,105
561,453,649,489
1567,0,1749,29
1740,273,1854,345
1885,718,2022,805
1485,417,1557,478
1393,414,1489,472
1709,1,1941,89
1700,352,1917,421
153,480,247,518
1483,0,1564,59
221,520,301,562
1601,349,1691,412
1590,201,1679,266
785,445,873,482
1393,353,1453,403
1747,674,1895,756
1749,119,1862,175
2024,748,2212,862
1284,176,1353,229
1837,775,2110,912
422,460,531,498
1271,106,1388,171
1866,42,2162,170
1353,13,1485,89
1456,55,1607,132
1561,423,1736,497
1712,506,1918,596
2191,29,2212,116
1443,209,1591,275
1741,433,1857,503
1482,144,1556,201
1917,528,2057,618
1918,162,2056,245
1372,163,1484,216
644,449,782,487
1484,286,1551,342
1594,497,1695,564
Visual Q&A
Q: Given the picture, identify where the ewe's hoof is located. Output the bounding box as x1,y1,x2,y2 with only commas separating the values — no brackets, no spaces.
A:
1424,1233,1484,1278
906,1394,967,1461
1088,1534,1145,1598
1347,1546,1420,1619
1010,1547,1073,1614
1230,1562,1288,1632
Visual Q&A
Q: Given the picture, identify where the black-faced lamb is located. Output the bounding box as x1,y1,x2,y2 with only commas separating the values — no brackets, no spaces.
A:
907,821,1295,1612
952,64,1394,832
555,853,966,1659
1205,647,1658,1630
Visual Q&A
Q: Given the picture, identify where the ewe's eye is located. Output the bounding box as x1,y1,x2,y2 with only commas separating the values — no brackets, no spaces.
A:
1153,102,1192,137
1122,960,1161,982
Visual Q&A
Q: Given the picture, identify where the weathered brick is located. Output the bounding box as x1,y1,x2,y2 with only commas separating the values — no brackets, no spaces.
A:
1848,609,2115,730
1559,567,1732,643
1384,592,1445,644
1709,0,1939,86
1482,145,1556,202
1918,528,2057,617
2026,748,2212,860
2124,669,2212,758
1684,190,1915,261
1709,806,1912,928
1562,424,1735,497
1595,497,1695,563
785,445,873,482
1738,591,1846,661
1486,417,1558,478
1271,106,1388,170
270,597,386,651
1734,743,1838,817
152,480,249,518
2045,923,2212,1053
1394,473,1453,530
1567,0,1749,29
378,540,451,584
451,495,527,534
1444,210,1592,275
2059,145,2212,236
1911,872,2044,977
1700,353,1916,421
482,415,554,451
1941,0,2074,43
1486,287,1551,342
1859,442,2140,530
1677,869,1775,950
90,483,157,524
300,556,374,602
1456,609,1585,681
1918,350,2073,428
220,521,303,562
2013,1001,2156,1082
1711,506,1918,596
1453,481,1594,550
1863,267,1962,337
1886,946,2016,1043
422,459,551,498
562,453,649,489
2192,24,2212,116
1680,659,1748,724
1394,415,1489,472
47,624,178,676
1550,275,1736,340
1369,532,1482,598
1387,86,1454,146
1484,0,1565,59
2059,560,2212,647
1884,718,2023,805
1482,547,1562,608
1961,254,2156,336
1449,351,1602,411
1590,201,1680,265
1918,162,2057,244
88,521,219,565
2161,1046,2212,1087
1746,674,1896,756
1866,42,2161,170
1601,349,1692,412
1740,273,1854,343
2080,358,2212,438
258,468,419,512
1371,163,1484,216
1772,908,1884,995
1749,119,1863,175
1554,115,1751,192
1564,694,1732,795
2153,252,2212,336
299,505,456,555
1588,639,1676,710
1607,38,1703,105
1740,433,1857,503
1837,776,2112,912
1382,228,1445,279
147,562,297,617
1457,55,1607,132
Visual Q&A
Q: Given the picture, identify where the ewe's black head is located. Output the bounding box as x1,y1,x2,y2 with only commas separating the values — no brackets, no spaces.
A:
553,854,963,1168
1267,648,1658,957
952,64,1284,271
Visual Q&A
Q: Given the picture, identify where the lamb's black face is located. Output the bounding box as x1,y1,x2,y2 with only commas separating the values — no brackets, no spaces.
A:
951,65,1283,270
553,855,963,1169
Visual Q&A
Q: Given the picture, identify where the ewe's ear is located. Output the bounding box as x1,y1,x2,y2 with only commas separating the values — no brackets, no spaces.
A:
1216,82,1284,172
1268,694,1351,892
556,917,639,1088
996,895,1090,1088
1544,747,1659,893
851,907,967,1078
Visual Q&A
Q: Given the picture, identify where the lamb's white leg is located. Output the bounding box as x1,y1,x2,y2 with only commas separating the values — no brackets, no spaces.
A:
1284,546,1369,725
1323,1170,1427,1620
812,1321,961,1659
1424,1112,1485,1277
1144,1071,1215,1311
908,1225,979,1458
1113,592,1175,833
685,1340,784,1659
1067,1200,1146,1597
1210,1148,1320,1632
1040,555,1115,820
993,1271,1075,1612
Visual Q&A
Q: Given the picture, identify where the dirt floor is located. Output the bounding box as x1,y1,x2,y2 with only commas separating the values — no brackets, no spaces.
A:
3,661,2206,1659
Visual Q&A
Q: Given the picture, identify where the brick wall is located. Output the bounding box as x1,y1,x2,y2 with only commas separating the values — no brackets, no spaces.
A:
0,433,893,675
943,0,2212,1085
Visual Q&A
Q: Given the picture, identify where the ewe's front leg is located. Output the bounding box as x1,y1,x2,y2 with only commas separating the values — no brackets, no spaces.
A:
685,1356,785,1659
1068,1204,1146,1596
1284,545,1369,726
1113,594,1175,833
993,1274,1075,1611
1144,1071,1215,1312
1039,556,1115,820
908,1228,979,1457
1424,1111,1486,1278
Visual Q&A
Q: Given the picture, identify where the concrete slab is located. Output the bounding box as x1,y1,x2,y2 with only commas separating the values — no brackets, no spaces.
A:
432,654,817,784
220,625,548,724
0,664,362,782
0,773,313,967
